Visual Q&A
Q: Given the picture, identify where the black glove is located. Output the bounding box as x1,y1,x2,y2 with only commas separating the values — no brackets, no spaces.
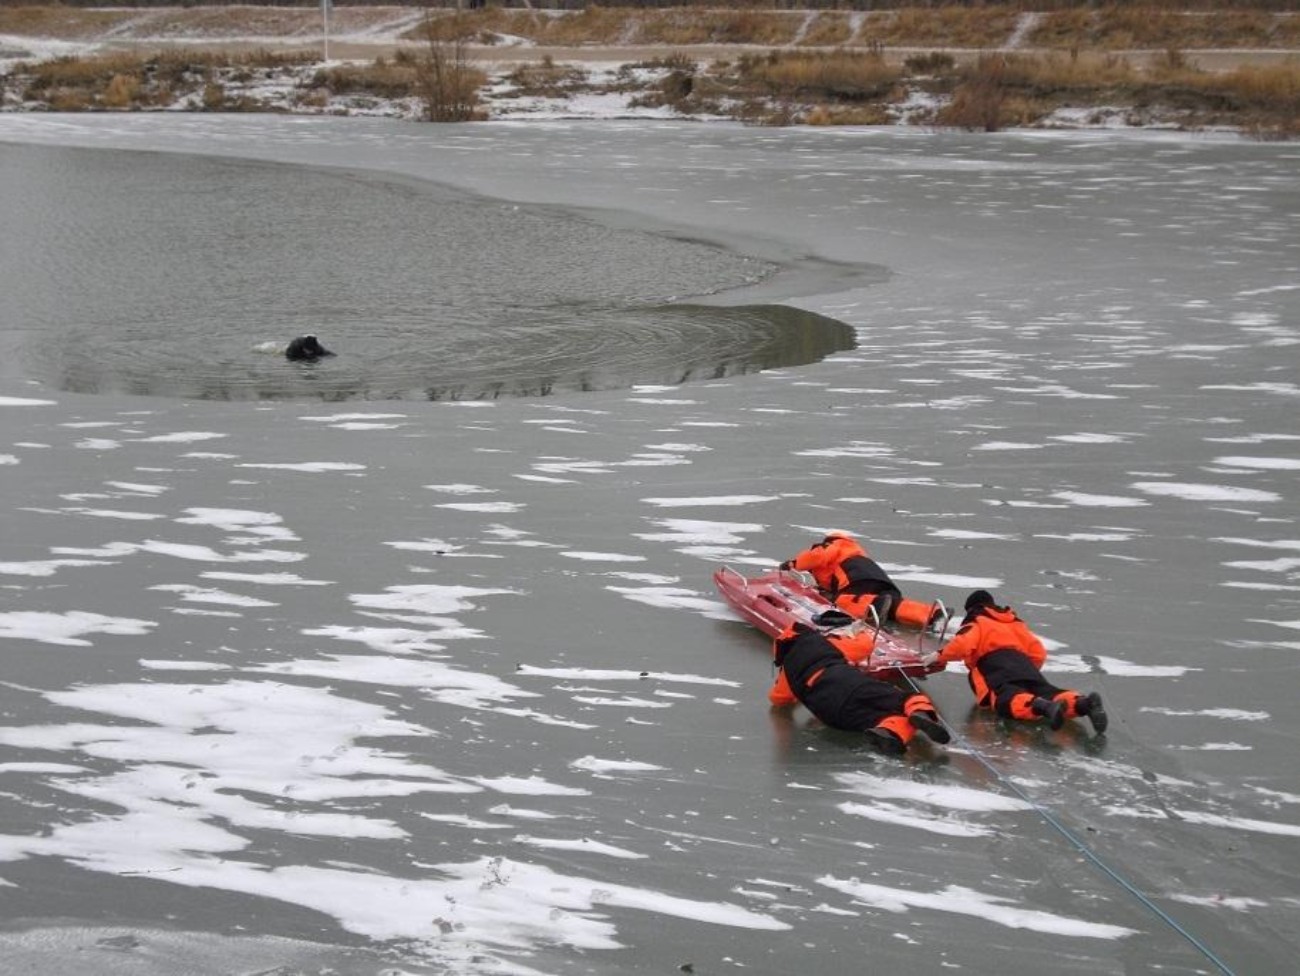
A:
778,560,793,571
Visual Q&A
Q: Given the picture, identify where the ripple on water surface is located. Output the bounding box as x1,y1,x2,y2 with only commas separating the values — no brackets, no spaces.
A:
0,143,855,400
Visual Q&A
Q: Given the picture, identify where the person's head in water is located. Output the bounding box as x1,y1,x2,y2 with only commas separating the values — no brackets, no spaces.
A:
285,335,335,361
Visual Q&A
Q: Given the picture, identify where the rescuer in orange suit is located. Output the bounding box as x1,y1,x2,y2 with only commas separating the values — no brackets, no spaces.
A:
931,590,1108,734
769,623,950,756
779,531,938,628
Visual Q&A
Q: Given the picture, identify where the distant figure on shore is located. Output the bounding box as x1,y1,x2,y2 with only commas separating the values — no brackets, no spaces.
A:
285,334,335,361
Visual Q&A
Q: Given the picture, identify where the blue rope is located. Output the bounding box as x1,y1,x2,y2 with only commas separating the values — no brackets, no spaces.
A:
900,671,1237,976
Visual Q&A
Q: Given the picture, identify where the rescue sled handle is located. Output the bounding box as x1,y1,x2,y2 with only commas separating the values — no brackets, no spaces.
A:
716,564,750,589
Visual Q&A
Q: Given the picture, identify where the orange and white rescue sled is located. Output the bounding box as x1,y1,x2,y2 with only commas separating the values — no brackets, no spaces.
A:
712,565,949,678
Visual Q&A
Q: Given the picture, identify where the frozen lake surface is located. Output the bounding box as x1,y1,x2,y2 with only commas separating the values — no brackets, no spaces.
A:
0,115,1297,976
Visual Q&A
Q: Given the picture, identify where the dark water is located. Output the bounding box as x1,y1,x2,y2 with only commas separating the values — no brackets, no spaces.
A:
0,142,855,400
0,115,1297,976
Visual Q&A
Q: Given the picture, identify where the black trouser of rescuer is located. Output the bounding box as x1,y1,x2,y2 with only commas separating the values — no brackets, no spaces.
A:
837,555,903,618
781,633,910,732
970,648,1070,719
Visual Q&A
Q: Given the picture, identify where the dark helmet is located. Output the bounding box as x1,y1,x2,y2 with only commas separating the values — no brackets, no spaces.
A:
964,589,995,612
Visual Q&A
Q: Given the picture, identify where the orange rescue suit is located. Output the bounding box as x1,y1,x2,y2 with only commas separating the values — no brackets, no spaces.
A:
936,605,1047,672
768,627,876,707
784,534,936,627
785,535,886,597
936,604,1084,722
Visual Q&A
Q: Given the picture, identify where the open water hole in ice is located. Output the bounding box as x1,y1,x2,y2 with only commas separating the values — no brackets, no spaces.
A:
0,142,855,400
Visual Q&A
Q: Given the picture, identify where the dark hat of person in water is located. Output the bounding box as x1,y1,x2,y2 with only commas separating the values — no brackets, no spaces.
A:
964,589,995,612
285,334,335,362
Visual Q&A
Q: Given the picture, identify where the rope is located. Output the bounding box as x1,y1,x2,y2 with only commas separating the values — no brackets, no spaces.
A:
899,671,1237,976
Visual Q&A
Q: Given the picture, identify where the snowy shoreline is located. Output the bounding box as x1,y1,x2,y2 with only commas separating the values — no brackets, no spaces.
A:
3,9,1297,131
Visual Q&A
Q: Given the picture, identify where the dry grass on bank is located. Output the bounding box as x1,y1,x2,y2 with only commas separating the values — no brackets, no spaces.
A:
405,6,1300,54
0,5,133,39
3,5,1298,135
8,43,1299,137
735,50,903,102
1030,7,1300,51
18,49,316,110
864,8,1022,49
313,56,422,100
499,55,590,98
3,5,1298,52
934,52,1300,135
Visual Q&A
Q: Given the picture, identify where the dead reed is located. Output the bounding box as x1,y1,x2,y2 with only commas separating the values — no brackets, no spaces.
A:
736,50,903,103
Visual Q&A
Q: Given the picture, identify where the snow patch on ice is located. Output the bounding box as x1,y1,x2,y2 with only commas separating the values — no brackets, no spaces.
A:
571,756,665,775
1051,491,1148,508
1132,481,1280,503
1139,707,1268,721
560,551,647,563
641,495,782,508
818,877,1136,939
0,610,155,646
236,461,366,473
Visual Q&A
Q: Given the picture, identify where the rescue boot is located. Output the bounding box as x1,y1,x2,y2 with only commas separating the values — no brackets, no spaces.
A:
1077,692,1109,734
1031,697,1066,731
865,728,907,757
908,711,951,744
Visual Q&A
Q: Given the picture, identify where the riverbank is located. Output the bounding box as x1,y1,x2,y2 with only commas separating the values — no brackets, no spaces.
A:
1,5,1298,133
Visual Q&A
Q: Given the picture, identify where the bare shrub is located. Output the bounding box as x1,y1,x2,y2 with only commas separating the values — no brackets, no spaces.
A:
661,69,694,103
102,73,139,109
937,55,1010,131
628,64,697,114
202,82,225,111
414,12,485,122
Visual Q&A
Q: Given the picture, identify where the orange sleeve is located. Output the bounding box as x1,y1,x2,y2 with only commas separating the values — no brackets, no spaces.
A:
937,621,980,665
828,630,876,667
768,670,797,707
789,546,825,575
